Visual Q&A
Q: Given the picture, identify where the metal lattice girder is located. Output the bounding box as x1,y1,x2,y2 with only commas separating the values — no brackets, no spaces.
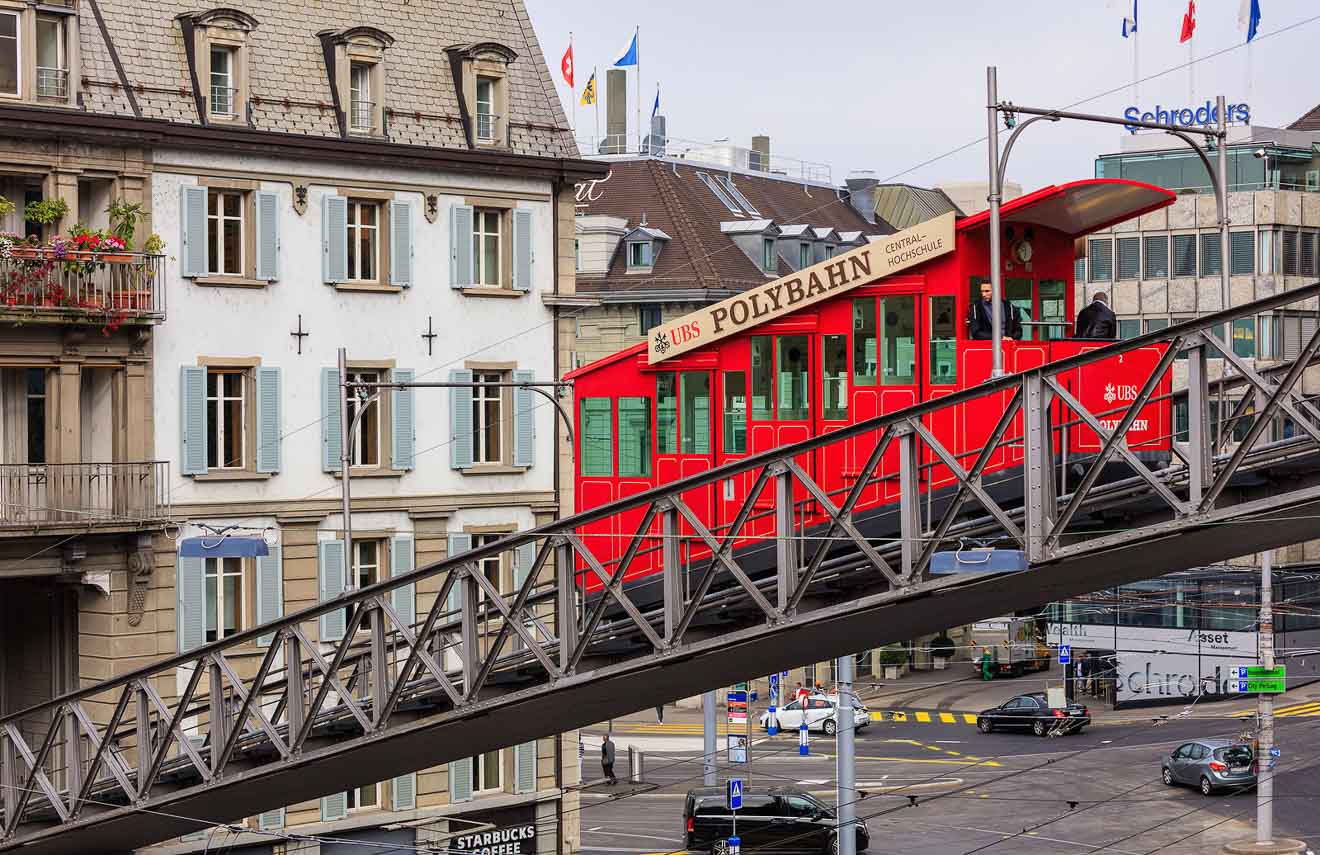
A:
7,283,1320,855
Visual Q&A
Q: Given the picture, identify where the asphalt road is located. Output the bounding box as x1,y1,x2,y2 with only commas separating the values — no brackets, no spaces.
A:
578,713,1320,855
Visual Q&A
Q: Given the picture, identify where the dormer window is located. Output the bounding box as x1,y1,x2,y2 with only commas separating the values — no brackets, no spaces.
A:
445,42,517,149
620,225,669,274
349,62,373,132
475,76,497,141
318,27,393,137
178,9,259,124
627,241,652,270
762,238,777,273
0,12,17,97
1,4,78,105
209,46,236,117
826,243,837,258
35,15,69,101
798,243,812,269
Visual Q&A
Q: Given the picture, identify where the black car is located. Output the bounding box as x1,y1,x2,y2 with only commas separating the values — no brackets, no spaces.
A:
976,692,1090,736
683,786,869,854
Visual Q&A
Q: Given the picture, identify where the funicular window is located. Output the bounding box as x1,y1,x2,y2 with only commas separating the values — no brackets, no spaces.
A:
579,398,613,476
657,373,678,454
1038,280,1067,340
929,296,957,384
618,397,652,476
880,296,915,385
852,298,877,386
777,336,809,420
821,335,848,421
680,372,711,454
751,337,774,420
1005,279,1033,340
723,371,747,454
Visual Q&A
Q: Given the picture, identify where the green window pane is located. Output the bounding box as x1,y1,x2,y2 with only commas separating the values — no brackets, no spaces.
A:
852,298,876,386
777,336,809,420
929,296,957,384
657,374,677,454
1088,239,1113,282
1037,280,1067,341
1005,278,1034,340
723,371,747,454
1118,319,1142,340
1233,318,1256,358
680,372,711,455
751,337,774,419
879,296,914,385
821,335,847,421
618,397,651,477
579,398,613,476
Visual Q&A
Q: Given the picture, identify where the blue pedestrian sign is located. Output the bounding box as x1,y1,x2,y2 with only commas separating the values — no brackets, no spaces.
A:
1058,645,1071,665
728,778,743,811
1270,747,1281,759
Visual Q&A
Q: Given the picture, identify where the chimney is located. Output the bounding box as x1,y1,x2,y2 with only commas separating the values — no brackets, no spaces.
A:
601,68,628,154
845,170,879,224
750,134,770,171
646,114,667,156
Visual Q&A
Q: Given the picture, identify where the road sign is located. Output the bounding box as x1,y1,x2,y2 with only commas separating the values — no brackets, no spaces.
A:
1058,645,1071,665
728,778,743,811
727,690,748,725
1239,665,1286,680
1228,665,1286,693
1269,747,1281,759
727,734,748,764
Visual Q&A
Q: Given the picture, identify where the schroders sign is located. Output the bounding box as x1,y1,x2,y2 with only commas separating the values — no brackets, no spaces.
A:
647,212,957,364
1123,100,1250,133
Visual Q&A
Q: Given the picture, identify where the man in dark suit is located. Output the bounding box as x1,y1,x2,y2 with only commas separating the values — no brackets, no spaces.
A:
1075,292,1118,339
968,280,1023,340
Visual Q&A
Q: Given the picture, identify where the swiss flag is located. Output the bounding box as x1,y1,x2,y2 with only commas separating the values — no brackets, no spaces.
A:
1179,0,1196,43
561,43,574,88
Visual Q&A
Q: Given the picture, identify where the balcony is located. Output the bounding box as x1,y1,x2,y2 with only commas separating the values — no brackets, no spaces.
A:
35,67,69,101
0,251,165,326
350,98,375,132
0,462,170,536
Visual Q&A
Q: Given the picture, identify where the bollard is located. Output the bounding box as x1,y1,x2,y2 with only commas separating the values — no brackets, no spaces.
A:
767,706,779,736
628,746,645,784
728,835,741,855
799,720,809,756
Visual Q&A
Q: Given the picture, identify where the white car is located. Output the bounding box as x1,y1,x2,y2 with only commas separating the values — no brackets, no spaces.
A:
759,694,870,735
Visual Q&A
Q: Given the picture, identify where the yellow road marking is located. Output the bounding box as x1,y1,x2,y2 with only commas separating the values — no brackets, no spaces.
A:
854,755,1002,767
963,714,978,724
1276,702,1320,717
915,712,931,723
939,712,956,724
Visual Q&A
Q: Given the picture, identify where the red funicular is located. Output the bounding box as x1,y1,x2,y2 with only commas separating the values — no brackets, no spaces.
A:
567,179,1176,608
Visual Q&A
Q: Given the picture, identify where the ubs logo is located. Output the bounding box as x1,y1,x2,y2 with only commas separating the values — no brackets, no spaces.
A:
1103,383,1117,405
1103,382,1140,405
653,330,671,355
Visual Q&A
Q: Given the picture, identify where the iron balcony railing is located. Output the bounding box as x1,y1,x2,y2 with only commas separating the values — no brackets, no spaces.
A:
0,252,165,324
349,98,374,131
476,111,499,141
35,68,68,101
0,462,170,532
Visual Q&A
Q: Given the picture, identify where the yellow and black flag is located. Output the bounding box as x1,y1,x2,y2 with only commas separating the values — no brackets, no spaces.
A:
581,71,597,106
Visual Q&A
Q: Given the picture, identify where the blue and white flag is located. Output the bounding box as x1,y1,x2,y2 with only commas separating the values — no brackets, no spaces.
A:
651,85,660,118
613,29,639,67
1121,0,1137,38
1239,0,1261,42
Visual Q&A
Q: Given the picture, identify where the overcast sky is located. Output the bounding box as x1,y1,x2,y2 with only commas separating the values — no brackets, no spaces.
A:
525,0,1319,191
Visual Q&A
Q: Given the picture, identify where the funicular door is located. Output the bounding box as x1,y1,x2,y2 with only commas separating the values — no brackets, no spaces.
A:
655,368,718,569
922,294,961,492
815,300,854,522
849,292,922,507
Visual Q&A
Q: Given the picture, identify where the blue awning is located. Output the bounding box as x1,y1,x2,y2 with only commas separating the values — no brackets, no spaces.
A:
179,537,270,558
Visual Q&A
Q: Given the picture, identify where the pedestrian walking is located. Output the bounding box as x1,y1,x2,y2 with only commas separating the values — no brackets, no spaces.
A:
794,681,809,703
980,648,993,681
655,703,664,724
601,734,617,785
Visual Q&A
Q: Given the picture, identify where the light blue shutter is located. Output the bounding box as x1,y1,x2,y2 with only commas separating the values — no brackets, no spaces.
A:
449,369,474,469
514,541,536,589
320,792,347,822
254,190,280,281
179,185,207,278
322,195,348,284
512,208,533,292
318,540,346,642
392,369,415,470
321,368,343,473
180,366,207,475
391,536,415,630
255,545,283,647
258,807,285,830
447,533,471,616
393,772,417,811
255,367,281,473
513,368,535,468
515,741,536,793
390,200,414,287
176,555,205,653
450,204,474,288
449,757,472,803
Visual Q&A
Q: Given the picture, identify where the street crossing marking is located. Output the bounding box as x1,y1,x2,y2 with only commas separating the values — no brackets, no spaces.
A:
1224,700,1320,718
605,708,980,736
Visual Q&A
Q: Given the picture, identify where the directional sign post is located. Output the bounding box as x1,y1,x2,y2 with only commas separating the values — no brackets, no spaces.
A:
1057,644,1071,665
767,674,780,736
1228,665,1287,694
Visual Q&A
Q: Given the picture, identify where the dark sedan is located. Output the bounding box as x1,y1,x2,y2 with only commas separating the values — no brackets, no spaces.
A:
976,692,1090,736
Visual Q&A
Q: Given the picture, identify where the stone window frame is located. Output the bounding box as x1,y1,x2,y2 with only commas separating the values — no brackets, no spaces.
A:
461,195,518,297
445,42,518,150
319,27,394,138
177,9,259,125
461,360,524,475
334,187,394,292
194,356,269,481
195,176,264,287
0,0,80,107
340,358,402,477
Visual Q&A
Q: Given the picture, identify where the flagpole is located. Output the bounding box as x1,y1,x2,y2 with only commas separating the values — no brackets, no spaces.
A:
594,66,600,152
634,26,641,154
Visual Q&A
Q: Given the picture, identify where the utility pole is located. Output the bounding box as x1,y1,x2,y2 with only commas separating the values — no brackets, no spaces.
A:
985,66,1005,378
338,348,354,585
1257,549,1275,845
836,655,856,855
703,689,717,786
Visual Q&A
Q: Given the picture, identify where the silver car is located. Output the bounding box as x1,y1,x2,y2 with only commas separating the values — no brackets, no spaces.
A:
1161,739,1256,796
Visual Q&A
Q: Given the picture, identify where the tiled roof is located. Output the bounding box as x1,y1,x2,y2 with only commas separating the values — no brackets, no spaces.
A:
1289,103,1320,131
74,0,575,159
576,159,889,295
873,184,962,230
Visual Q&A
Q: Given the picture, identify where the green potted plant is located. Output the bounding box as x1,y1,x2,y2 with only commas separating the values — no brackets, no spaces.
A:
929,634,956,670
24,197,69,230
106,198,143,256
879,643,908,681
0,195,14,220
142,233,165,255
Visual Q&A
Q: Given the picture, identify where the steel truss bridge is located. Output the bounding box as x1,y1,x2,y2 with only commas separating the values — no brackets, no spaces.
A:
6,284,1320,854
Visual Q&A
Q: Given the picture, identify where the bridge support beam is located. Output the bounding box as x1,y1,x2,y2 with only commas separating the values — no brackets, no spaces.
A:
703,690,717,786
1023,374,1055,563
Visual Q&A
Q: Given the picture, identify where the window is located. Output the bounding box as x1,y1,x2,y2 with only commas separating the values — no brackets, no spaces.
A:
750,338,773,420
716,176,760,215
627,241,652,270
761,238,777,274
929,296,957,384
1143,235,1169,278
1199,233,1222,276
207,369,245,469
346,369,380,467
473,532,504,602
353,540,381,590
1282,231,1299,275
617,397,651,477
1116,236,1140,280
475,76,497,141
1230,231,1255,275
1037,280,1067,341
1233,318,1256,358
579,397,612,476
825,244,836,258
473,209,501,287
34,15,67,100
472,749,502,794
880,296,915,385
205,557,244,642
695,172,742,214
210,46,236,117
852,297,876,386
821,335,847,421
680,372,711,454
1145,318,1170,334
777,336,809,420
722,371,747,454
1118,319,1142,340
1302,232,1317,277
25,368,46,464
638,304,662,335
798,242,812,269
657,374,677,454
207,190,244,275
349,62,373,132
1073,256,1085,282
346,200,379,281
472,371,503,465
346,783,380,811
0,11,16,96
1172,234,1197,277
1088,239,1112,282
